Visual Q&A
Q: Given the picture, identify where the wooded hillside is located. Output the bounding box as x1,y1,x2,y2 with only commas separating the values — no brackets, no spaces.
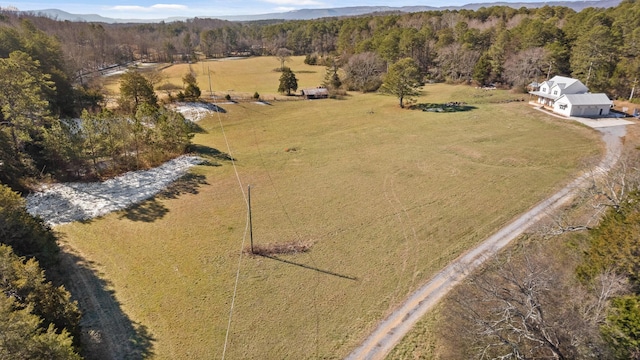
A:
3,0,639,98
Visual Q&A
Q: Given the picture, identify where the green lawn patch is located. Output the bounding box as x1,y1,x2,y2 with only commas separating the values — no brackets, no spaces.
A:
410,102,477,112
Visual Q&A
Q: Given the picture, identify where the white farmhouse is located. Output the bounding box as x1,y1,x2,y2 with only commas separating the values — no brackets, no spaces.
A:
529,75,612,117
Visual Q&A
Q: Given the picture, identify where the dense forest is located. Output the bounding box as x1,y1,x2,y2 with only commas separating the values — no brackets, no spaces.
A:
1,1,640,358
3,0,639,98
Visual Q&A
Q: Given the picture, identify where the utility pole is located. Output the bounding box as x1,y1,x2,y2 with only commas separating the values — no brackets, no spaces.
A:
248,185,254,253
208,65,213,98
630,77,638,101
547,62,553,80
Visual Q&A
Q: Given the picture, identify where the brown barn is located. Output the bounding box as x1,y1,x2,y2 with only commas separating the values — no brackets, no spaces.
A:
301,87,329,99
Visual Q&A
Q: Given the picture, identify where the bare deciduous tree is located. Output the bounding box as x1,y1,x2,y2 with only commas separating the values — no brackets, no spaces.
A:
578,269,630,326
445,247,615,360
534,148,640,238
433,43,479,83
343,52,385,92
275,48,292,71
586,154,640,213
502,47,548,88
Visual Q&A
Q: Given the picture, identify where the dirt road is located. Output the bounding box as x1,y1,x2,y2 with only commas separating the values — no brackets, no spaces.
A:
346,123,628,360
59,243,154,360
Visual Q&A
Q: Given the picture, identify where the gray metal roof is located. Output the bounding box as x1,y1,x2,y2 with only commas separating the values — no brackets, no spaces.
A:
529,91,559,100
556,93,612,106
301,88,329,96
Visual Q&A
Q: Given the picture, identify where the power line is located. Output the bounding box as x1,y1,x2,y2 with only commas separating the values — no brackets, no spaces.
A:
216,95,249,360
243,103,322,357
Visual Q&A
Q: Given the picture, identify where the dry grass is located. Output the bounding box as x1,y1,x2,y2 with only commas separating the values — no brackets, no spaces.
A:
59,63,603,359
160,56,325,100
102,56,325,102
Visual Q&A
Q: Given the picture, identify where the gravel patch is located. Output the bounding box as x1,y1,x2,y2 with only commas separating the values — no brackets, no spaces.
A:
26,155,204,226
174,102,225,122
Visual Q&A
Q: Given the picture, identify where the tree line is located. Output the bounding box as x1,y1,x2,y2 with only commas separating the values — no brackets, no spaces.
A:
5,0,639,99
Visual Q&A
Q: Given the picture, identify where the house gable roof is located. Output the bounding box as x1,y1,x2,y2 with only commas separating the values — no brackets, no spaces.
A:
539,80,554,91
531,76,590,98
538,76,587,94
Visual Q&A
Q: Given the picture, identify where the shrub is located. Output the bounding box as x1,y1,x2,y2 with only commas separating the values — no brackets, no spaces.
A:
246,240,312,256
304,54,318,65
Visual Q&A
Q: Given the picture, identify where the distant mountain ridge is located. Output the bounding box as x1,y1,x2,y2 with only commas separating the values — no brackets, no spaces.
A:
18,0,622,24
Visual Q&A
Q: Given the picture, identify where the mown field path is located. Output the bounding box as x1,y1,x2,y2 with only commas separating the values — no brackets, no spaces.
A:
346,122,628,360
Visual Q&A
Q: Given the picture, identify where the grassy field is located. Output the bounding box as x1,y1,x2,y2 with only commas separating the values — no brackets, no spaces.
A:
61,58,602,359
102,56,326,100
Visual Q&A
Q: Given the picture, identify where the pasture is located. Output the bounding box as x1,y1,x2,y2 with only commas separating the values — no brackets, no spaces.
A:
60,57,602,359
102,56,325,100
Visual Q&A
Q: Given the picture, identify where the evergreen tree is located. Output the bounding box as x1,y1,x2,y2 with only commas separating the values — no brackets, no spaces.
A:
0,245,81,348
181,72,201,101
0,294,81,360
278,67,298,96
0,51,54,159
473,53,493,85
570,25,619,91
602,295,640,359
18,20,76,117
322,57,342,96
118,70,158,113
0,184,60,269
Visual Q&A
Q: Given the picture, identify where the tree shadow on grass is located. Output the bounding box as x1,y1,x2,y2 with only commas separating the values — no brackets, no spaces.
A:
119,173,208,222
189,144,235,165
58,245,155,360
119,199,169,223
157,173,208,199
188,122,208,134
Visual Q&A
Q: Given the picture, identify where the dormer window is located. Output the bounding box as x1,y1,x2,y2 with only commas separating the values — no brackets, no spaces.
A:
554,90,558,95
542,87,547,92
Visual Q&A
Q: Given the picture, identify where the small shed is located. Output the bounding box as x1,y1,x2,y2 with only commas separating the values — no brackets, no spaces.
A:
552,93,612,117
301,87,329,99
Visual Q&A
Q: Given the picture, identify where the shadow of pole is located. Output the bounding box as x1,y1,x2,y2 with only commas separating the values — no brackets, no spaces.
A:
258,254,358,281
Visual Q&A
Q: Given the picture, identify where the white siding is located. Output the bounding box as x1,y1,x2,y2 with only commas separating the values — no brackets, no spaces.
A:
553,100,572,117
572,105,610,117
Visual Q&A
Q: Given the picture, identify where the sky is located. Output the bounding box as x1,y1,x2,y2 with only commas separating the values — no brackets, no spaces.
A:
3,0,556,19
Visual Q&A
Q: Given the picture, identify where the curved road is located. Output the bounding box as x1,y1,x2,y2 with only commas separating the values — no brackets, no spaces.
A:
346,121,630,360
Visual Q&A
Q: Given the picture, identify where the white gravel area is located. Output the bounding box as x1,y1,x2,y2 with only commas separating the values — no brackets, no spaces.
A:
26,155,204,226
174,102,224,122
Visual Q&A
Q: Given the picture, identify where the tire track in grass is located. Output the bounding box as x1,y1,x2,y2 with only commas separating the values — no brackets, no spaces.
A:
382,173,420,307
